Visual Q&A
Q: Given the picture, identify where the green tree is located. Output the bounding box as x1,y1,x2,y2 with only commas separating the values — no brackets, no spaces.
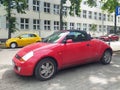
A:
90,24,97,35
66,0,120,33
62,0,97,16
0,0,27,38
101,0,120,34
67,0,120,15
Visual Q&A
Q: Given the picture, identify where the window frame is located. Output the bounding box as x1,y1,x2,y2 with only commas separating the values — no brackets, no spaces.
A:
44,2,50,13
20,18,29,30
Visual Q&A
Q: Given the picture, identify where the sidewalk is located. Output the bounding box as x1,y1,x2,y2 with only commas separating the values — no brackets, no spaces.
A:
106,41,120,51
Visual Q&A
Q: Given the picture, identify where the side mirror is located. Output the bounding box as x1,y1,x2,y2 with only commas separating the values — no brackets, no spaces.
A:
18,36,22,39
66,39,73,43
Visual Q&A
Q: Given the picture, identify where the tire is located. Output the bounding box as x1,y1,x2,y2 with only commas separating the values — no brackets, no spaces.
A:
109,38,112,41
101,38,105,41
100,50,112,65
10,42,17,48
36,41,40,42
116,39,119,41
35,58,57,81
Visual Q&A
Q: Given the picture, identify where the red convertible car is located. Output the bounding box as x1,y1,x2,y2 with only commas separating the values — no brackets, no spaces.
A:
12,30,112,81
99,34,119,41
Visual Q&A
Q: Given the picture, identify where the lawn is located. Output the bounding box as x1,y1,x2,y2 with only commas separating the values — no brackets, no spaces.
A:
0,42,6,48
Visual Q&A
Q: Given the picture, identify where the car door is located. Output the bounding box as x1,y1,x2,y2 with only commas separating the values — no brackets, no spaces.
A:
17,34,32,46
27,34,39,44
62,31,96,67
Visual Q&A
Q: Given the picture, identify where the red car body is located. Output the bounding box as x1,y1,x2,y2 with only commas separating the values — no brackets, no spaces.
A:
12,30,112,80
99,34,119,41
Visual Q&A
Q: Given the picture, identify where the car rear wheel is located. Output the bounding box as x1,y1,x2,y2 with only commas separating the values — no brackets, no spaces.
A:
116,39,119,41
35,58,57,81
109,38,112,41
100,50,112,65
101,38,105,41
10,42,17,48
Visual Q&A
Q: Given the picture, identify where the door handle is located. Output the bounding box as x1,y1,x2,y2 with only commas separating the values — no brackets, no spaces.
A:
86,44,90,46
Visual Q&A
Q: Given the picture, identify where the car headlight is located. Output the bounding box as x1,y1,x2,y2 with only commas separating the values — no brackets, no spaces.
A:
22,51,34,61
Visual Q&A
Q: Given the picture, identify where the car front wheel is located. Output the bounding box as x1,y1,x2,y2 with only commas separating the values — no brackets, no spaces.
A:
100,50,112,65
35,58,57,81
10,42,17,48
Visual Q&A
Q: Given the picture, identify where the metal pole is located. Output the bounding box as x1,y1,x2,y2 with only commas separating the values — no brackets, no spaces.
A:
60,0,63,30
114,13,117,34
100,1,104,35
38,0,41,36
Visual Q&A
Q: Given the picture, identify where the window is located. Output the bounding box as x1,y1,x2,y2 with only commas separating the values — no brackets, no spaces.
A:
21,34,30,38
108,15,113,22
103,14,106,21
44,20,51,30
20,18,29,29
63,22,67,30
99,13,102,20
33,19,40,30
103,25,106,32
83,23,87,31
53,4,59,14
83,10,87,18
107,15,110,21
25,0,29,10
111,15,113,22
77,13,81,17
62,6,67,16
29,34,37,37
77,23,81,30
44,2,50,13
70,22,75,29
99,25,102,32
94,12,97,20
33,0,40,11
21,34,37,38
54,21,59,30
83,1,87,5
65,31,88,42
89,24,92,30
88,11,92,19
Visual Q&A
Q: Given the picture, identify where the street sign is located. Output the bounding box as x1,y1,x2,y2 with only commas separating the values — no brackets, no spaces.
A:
116,6,120,16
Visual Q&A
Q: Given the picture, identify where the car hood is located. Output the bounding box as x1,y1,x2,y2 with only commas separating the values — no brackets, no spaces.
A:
17,42,51,56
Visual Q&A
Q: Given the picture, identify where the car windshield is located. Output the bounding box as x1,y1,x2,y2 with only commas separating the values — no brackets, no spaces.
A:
42,31,69,43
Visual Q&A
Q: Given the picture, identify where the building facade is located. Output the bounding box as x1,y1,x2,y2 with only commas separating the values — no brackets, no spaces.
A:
0,0,120,38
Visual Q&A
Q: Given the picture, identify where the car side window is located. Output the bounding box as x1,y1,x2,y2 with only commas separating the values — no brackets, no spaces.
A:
20,34,29,38
65,31,88,42
29,34,37,37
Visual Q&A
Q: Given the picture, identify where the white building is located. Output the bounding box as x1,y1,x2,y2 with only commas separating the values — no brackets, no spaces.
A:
0,0,120,38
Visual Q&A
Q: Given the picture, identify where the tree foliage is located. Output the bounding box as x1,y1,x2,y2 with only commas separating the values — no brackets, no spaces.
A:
101,0,120,13
90,24,97,32
0,0,27,13
62,0,120,15
69,0,82,15
0,0,27,38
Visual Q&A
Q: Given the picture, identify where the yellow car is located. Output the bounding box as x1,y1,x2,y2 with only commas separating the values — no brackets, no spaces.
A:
5,33,42,48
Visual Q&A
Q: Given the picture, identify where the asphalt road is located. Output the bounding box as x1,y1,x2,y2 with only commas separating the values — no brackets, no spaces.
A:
0,49,120,90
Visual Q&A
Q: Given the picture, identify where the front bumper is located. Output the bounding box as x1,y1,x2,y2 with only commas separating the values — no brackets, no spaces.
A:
12,56,35,76
5,42,10,48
